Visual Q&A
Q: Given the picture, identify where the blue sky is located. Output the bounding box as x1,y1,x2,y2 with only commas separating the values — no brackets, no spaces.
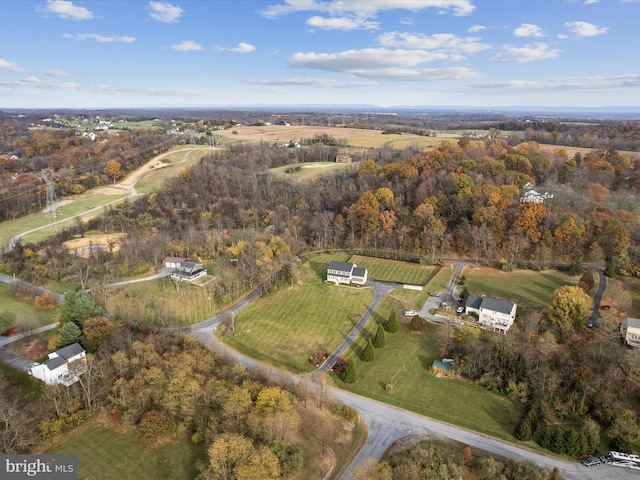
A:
1,0,638,109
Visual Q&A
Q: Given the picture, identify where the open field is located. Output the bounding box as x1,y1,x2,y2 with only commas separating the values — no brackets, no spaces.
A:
347,255,437,285
222,254,374,373
0,283,59,333
45,420,204,480
222,125,445,149
339,294,524,441
135,147,213,193
270,161,359,181
462,265,579,311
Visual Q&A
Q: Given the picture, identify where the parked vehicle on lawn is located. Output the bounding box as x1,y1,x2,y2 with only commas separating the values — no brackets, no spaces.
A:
404,310,417,317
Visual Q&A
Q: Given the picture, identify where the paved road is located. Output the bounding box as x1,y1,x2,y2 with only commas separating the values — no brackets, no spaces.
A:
589,269,607,328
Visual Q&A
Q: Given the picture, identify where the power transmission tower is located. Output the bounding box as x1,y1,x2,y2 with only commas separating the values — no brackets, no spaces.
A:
42,169,62,226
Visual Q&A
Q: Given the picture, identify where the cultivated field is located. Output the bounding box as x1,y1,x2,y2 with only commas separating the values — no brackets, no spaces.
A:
223,125,445,149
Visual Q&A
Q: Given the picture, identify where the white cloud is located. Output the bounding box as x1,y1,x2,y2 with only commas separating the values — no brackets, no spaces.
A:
468,24,486,33
21,76,41,84
513,23,545,37
491,43,560,63
564,21,608,37
229,43,256,53
44,0,93,20
245,77,377,88
584,0,599,4
262,0,476,18
62,33,136,43
149,1,184,22
307,16,379,30
170,41,203,51
44,69,70,77
0,59,25,73
470,74,640,93
377,32,490,55
288,48,482,80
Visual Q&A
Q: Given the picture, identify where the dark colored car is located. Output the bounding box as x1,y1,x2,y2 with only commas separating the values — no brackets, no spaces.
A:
582,456,601,467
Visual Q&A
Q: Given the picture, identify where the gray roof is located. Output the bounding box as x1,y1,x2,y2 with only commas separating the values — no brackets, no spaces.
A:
45,342,84,371
352,267,367,278
625,317,640,329
328,260,354,274
466,295,515,314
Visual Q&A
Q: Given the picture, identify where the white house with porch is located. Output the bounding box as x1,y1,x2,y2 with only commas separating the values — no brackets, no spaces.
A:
29,343,87,386
326,261,368,285
170,261,207,282
465,296,517,333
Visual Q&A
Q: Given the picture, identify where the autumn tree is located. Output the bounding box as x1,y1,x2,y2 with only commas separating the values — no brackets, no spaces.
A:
105,159,122,184
251,386,300,443
205,432,254,480
547,285,593,341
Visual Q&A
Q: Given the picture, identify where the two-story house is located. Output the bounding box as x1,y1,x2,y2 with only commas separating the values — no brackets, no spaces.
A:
29,343,87,386
326,261,368,286
621,317,640,347
465,296,517,333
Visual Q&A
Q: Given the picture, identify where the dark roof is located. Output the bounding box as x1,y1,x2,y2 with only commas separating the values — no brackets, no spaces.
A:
466,295,515,315
352,267,367,278
45,343,84,371
328,260,354,274
179,261,203,273
480,297,516,315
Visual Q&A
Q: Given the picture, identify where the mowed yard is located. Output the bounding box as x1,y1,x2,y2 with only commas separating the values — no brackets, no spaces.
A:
222,254,373,373
45,420,204,480
340,294,524,441
348,255,437,285
0,283,59,332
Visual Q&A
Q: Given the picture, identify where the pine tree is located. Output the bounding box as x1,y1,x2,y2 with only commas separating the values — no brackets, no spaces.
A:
386,310,399,333
342,357,358,384
58,321,82,348
361,339,375,362
373,324,387,348
538,427,552,449
515,418,532,441
550,428,566,454
564,429,581,456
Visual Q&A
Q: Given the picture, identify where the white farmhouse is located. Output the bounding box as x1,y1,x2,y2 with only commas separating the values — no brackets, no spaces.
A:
29,343,87,386
326,261,368,286
621,317,640,347
465,296,517,333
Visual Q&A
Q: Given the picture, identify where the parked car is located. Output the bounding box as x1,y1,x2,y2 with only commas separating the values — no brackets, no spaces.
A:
582,456,601,467
456,306,465,314
429,292,440,297
404,310,417,317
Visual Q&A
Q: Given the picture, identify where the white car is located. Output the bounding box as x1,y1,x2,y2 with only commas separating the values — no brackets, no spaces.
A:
404,310,417,317
456,306,465,314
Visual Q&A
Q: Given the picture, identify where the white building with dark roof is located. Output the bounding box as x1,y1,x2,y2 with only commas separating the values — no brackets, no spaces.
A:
465,296,517,333
29,343,86,386
326,261,368,286
170,261,207,282
621,317,640,347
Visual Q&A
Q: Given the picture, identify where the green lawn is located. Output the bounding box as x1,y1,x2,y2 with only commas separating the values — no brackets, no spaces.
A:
0,363,43,402
347,255,437,285
339,294,524,441
46,422,204,480
1,192,128,247
462,266,579,309
135,148,212,194
0,283,59,332
269,162,358,181
222,254,374,373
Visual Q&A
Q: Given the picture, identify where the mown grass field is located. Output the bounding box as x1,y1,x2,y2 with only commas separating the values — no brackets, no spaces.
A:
0,283,59,332
347,255,437,285
462,265,579,310
339,293,524,441
135,148,212,194
269,161,358,181
46,421,204,480
222,253,374,373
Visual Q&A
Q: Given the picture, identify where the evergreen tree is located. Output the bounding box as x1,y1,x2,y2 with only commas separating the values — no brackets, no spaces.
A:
59,290,103,327
341,357,358,384
58,321,82,348
361,339,375,362
386,310,399,333
564,429,581,456
373,324,387,348
550,428,566,454
515,418,532,441
538,427,552,450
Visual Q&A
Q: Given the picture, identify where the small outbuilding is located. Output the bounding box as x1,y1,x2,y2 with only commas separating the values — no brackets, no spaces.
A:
431,360,452,375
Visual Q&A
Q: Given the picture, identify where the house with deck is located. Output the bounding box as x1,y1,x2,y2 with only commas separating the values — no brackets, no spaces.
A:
29,343,87,386
170,261,207,282
465,296,517,333
621,317,640,347
326,261,368,286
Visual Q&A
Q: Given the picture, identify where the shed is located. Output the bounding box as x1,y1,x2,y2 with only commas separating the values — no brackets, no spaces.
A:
431,360,452,374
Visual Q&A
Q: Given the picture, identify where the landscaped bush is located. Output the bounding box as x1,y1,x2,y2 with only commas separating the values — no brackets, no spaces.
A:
308,351,329,368
330,404,359,424
34,293,58,310
332,357,347,375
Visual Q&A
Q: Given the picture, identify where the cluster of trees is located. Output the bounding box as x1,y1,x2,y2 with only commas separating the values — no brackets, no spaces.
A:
363,440,563,480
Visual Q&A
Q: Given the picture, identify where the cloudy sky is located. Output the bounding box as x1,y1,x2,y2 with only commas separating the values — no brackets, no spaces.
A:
1,0,638,109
